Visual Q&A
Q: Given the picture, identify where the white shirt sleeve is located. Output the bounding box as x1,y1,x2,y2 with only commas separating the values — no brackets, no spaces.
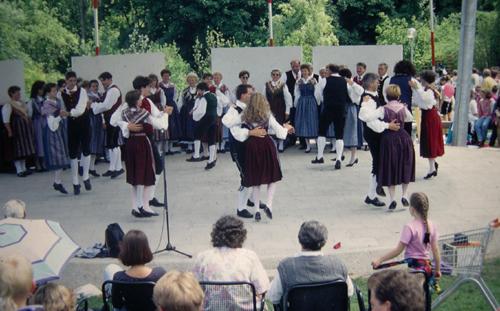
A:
177,90,185,110
147,113,169,130
267,274,283,304
346,276,354,297
2,104,12,123
192,97,207,122
149,99,163,118
269,115,288,140
283,85,293,114
160,89,167,108
413,87,436,110
216,90,231,116
47,115,62,132
91,88,120,114
221,106,239,128
111,103,130,138
359,99,383,122
231,126,250,142
383,76,391,103
69,88,88,118
404,107,414,122
348,83,364,105
293,84,300,108
315,78,326,104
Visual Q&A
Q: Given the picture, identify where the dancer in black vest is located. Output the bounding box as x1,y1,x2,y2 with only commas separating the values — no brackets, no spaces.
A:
60,71,92,195
312,64,349,169
91,72,124,179
283,59,306,149
359,73,400,207
377,63,390,106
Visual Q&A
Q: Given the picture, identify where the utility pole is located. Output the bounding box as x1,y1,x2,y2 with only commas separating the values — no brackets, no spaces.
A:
93,0,100,56
79,0,86,45
452,0,478,146
429,0,436,71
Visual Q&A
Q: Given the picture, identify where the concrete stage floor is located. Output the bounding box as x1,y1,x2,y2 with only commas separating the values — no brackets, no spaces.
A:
1,145,498,288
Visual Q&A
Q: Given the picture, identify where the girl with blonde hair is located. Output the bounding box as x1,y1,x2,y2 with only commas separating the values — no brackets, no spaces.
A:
237,93,293,221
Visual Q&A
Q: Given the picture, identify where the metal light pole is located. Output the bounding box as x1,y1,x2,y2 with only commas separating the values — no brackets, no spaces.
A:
92,0,100,56
452,0,478,146
429,0,436,71
268,0,274,46
407,28,417,64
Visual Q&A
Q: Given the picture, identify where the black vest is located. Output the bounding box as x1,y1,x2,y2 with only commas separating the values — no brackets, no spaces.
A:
360,92,383,140
286,70,299,102
378,76,389,105
61,87,82,111
323,76,349,109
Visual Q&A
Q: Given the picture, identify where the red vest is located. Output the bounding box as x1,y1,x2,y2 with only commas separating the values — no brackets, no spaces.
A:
141,97,154,135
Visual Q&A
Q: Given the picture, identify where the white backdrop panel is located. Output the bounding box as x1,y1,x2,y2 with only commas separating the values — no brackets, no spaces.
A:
313,45,403,76
0,60,25,104
71,52,165,93
211,47,302,94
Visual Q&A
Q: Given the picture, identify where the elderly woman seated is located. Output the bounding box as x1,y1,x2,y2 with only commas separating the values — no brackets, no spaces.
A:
267,220,354,305
3,199,26,218
192,215,270,310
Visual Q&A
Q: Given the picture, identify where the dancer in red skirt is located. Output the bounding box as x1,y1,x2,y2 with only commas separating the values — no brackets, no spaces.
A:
238,93,294,221
409,71,444,179
121,90,169,218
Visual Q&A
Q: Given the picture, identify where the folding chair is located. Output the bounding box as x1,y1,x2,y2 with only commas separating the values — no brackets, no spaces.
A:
101,280,156,311
279,280,349,311
199,280,265,311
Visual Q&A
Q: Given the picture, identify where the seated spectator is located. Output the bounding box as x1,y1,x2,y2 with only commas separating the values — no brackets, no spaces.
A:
468,89,479,144
154,270,204,311
103,230,166,311
193,215,269,310
268,220,353,305
3,199,26,218
0,254,42,311
474,90,495,146
368,270,425,311
30,283,75,311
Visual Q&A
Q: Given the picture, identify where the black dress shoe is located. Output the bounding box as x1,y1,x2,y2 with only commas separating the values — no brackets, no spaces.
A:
247,199,255,207
53,183,68,194
424,171,437,180
331,155,346,161
89,170,100,177
346,159,359,167
201,155,209,161
83,179,92,191
401,197,410,207
17,172,28,177
255,211,261,222
365,196,385,207
186,156,203,162
73,184,81,195
111,169,124,179
102,170,114,177
237,209,253,218
139,207,157,217
311,157,324,164
376,185,386,197
334,160,341,170
131,209,145,218
388,201,397,211
259,203,266,210
262,205,273,219
149,198,164,207
205,160,216,170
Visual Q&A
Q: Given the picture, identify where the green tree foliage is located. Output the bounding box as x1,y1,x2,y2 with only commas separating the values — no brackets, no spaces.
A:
376,11,498,71
0,1,81,89
274,0,338,63
192,29,238,75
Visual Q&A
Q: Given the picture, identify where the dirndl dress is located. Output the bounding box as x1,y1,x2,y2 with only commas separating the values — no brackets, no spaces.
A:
162,85,182,141
243,123,283,187
31,98,45,158
420,107,444,158
294,82,319,138
89,112,105,155
10,111,36,160
41,99,69,170
343,102,360,148
179,88,197,142
378,105,415,187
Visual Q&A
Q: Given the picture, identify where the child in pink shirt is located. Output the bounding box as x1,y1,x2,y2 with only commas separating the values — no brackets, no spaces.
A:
372,192,441,277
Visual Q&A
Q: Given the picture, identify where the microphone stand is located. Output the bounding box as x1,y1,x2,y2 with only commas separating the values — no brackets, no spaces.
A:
154,153,191,258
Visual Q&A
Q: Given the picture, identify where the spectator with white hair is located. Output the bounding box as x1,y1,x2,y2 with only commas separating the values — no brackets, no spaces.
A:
3,199,26,218
268,220,353,305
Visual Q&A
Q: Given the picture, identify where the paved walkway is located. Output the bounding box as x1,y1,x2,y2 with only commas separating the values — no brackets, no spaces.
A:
1,145,498,288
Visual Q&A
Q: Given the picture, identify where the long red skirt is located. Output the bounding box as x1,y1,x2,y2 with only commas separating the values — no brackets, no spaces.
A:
125,134,155,186
420,107,445,158
243,135,282,187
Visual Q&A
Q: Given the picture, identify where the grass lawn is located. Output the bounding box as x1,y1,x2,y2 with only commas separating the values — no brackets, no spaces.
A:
85,258,500,310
